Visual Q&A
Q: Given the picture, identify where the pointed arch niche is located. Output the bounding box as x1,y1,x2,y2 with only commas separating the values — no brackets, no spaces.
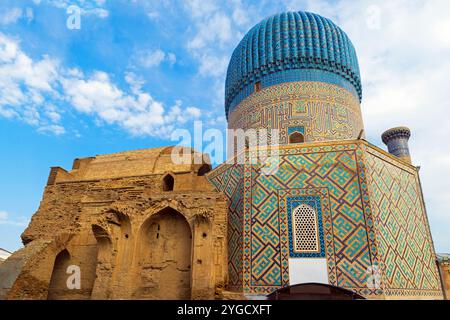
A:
135,207,192,299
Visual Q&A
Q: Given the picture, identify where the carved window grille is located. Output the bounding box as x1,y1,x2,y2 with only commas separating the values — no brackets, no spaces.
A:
292,204,319,253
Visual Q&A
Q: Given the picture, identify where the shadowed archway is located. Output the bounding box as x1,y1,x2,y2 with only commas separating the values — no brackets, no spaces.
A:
289,132,305,144
136,207,192,299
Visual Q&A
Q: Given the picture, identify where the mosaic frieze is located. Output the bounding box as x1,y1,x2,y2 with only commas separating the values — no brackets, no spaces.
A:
228,82,364,144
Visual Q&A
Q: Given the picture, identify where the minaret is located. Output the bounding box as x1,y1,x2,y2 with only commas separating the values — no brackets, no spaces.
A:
382,126,412,164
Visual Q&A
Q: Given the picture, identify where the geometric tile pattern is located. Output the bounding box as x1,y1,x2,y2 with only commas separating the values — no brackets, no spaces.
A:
243,143,379,295
225,11,362,116
228,81,364,143
364,147,443,298
280,188,334,271
209,141,442,299
207,163,244,290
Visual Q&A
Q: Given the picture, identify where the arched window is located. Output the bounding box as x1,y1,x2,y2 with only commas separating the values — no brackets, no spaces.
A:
254,81,262,92
162,174,174,191
292,204,319,253
289,132,305,144
198,164,211,176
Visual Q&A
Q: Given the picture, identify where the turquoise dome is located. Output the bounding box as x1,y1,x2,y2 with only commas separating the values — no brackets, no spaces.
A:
225,11,362,118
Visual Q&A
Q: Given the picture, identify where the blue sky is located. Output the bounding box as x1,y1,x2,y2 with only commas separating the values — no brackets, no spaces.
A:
0,0,449,253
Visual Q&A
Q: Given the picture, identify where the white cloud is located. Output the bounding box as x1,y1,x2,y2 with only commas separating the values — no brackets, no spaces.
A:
283,0,450,251
147,11,160,20
125,72,144,95
87,8,108,18
181,0,261,114
44,104,62,122
197,55,228,78
0,7,23,25
136,49,176,68
232,5,249,26
167,53,177,65
0,211,29,227
25,7,34,22
37,124,66,135
184,0,218,19
186,107,202,118
180,0,450,250
0,33,199,138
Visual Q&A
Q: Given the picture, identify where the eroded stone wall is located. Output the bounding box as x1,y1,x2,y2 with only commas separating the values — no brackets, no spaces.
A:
1,157,228,300
228,82,364,144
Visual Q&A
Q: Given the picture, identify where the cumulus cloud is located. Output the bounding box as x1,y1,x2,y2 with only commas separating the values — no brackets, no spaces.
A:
61,70,200,136
37,124,66,135
0,33,200,138
0,33,60,129
179,0,450,250
1,0,448,250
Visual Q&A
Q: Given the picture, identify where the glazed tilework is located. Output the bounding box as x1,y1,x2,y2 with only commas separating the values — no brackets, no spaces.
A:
228,81,364,143
287,126,305,136
279,188,337,285
243,143,379,296
228,69,360,115
363,146,443,299
209,141,442,299
225,11,362,116
207,163,244,289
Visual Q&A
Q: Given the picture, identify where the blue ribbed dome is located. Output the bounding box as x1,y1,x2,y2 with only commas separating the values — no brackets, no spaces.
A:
225,11,362,118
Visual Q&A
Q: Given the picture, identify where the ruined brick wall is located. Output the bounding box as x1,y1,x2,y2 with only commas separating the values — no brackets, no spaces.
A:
1,147,228,300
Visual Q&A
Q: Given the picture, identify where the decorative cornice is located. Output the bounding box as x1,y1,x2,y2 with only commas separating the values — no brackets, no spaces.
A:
382,127,411,144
